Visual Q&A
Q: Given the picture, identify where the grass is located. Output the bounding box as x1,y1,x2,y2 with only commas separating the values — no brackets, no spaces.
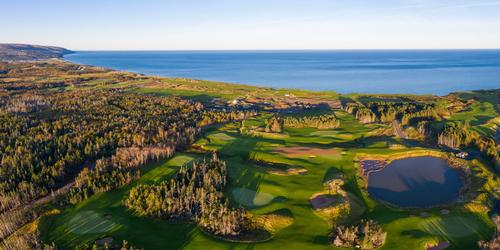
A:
231,187,276,207
449,102,498,126
65,211,118,235
42,113,496,250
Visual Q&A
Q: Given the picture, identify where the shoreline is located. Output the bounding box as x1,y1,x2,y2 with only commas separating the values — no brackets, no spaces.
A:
61,52,500,97
2,57,498,98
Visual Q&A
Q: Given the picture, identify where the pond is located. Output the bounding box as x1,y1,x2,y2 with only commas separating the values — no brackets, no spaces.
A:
367,156,462,208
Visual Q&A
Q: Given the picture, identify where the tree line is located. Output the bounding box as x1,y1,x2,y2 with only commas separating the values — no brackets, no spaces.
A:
343,101,442,125
283,113,340,129
125,154,244,236
437,122,498,163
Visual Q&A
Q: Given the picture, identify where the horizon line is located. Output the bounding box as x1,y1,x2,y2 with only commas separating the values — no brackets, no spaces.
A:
68,48,500,52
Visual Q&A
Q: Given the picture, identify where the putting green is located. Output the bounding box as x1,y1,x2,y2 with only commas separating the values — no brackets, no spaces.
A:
165,155,195,167
231,187,275,207
66,211,118,235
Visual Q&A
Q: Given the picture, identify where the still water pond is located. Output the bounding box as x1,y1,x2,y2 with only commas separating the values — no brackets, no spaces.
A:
367,156,462,208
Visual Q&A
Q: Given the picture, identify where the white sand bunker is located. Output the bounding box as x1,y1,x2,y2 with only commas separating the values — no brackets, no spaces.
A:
66,211,118,235
232,188,275,207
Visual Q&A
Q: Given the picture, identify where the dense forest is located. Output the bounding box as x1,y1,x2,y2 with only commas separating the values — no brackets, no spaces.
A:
0,91,202,212
199,110,256,126
283,113,340,129
343,101,443,125
262,113,340,133
125,154,244,236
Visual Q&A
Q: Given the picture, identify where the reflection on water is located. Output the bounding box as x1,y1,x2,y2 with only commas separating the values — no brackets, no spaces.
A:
367,156,461,208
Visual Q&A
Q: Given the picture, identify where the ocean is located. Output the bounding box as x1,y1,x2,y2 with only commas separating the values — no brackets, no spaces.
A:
64,50,500,95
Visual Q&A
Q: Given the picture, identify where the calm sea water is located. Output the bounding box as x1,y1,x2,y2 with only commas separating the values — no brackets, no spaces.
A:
65,50,500,95
367,157,461,208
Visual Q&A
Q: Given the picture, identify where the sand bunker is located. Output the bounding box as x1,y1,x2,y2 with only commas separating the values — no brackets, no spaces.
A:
273,147,340,158
96,237,114,246
232,188,275,207
269,167,307,176
310,194,337,210
425,242,450,250
310,193,350,221
254,161,307,176
360,160,386,177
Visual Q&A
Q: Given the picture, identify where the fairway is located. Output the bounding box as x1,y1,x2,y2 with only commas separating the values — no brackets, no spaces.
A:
66,211,118,235
210,132,236,141
420,215,484,237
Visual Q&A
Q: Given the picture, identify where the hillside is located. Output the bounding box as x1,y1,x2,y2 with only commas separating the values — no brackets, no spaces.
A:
0,44,73,61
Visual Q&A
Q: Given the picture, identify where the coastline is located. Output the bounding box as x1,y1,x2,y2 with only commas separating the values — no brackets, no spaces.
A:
62,50,500,96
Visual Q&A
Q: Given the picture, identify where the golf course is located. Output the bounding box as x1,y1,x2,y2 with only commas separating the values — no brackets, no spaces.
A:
40,110,497,249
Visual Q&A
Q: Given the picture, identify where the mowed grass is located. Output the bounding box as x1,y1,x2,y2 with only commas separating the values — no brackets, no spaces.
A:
449,102,498,126
231,187,276,207
66,211,118,235
43,113,495,250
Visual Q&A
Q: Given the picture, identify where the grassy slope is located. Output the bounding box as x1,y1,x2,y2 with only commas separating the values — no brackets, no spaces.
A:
43,111,495,250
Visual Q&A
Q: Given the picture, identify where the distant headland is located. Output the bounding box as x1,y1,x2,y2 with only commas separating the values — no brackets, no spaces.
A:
0,43,73,61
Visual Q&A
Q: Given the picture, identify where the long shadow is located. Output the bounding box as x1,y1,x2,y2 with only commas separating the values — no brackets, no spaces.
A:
42,155,203,249
217,134,268,209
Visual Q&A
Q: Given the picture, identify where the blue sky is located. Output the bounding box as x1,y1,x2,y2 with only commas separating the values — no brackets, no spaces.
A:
2,0,500,50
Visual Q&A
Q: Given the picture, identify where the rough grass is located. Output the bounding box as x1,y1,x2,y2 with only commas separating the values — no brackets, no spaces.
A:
250,209,294,234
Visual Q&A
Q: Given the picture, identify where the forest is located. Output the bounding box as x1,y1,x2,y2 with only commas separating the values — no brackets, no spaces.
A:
125,155,244,236
0,90,202,212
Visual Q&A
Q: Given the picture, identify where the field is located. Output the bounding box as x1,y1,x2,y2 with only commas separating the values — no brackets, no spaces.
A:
41,110,497,249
